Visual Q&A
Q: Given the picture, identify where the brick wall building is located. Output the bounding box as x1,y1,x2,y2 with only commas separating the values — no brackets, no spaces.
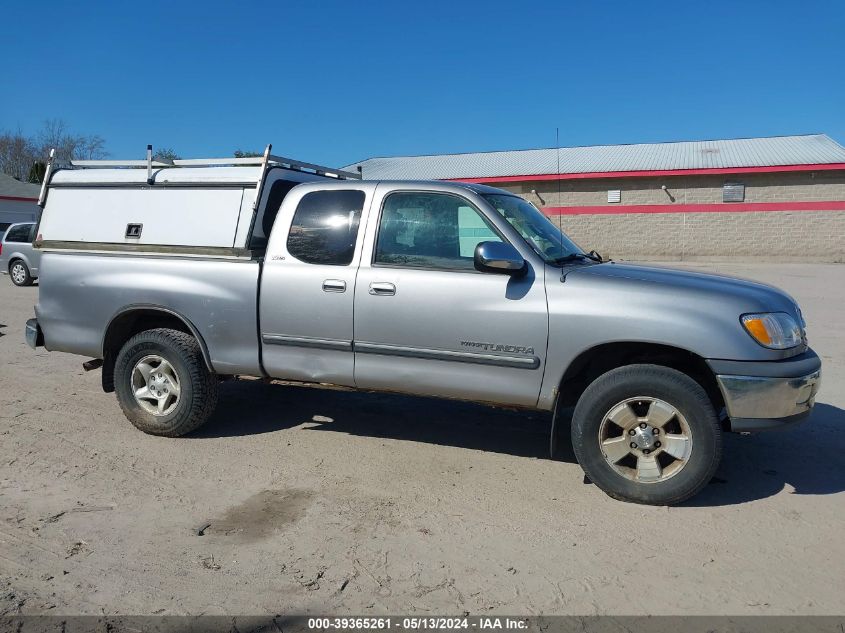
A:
346,134,845,262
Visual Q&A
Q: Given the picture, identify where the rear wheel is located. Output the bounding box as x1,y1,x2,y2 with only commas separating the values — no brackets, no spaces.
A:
9,260,32,286
571,364,721,505
114,328,218,437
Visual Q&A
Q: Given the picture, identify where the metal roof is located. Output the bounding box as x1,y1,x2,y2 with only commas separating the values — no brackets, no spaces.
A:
344,134,845,181
0,172,40,199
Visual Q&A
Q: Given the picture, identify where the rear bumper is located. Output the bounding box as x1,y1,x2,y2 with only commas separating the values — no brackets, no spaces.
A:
25,318,44,349
708,350,821,432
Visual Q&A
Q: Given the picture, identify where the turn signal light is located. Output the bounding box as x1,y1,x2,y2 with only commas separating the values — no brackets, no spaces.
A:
743,317,772,345
741,313,803,350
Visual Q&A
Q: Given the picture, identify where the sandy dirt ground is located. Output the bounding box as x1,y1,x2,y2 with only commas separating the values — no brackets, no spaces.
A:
0,262,843,617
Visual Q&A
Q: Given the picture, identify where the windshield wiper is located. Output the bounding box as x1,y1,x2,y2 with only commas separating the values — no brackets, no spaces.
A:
552,250,604,265
552,253,589,265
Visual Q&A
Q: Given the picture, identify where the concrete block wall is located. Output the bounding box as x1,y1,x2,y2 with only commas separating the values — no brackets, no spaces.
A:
494,170,845,262
506,170,845,208
551,210,845,261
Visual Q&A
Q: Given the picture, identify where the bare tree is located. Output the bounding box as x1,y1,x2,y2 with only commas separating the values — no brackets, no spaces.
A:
153,147,181,161
0,130,38,181
37,119,107,162
0,120,108,183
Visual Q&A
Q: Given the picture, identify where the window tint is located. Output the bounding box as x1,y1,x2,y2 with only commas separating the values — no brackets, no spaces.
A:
4,224,34,243
375,192,502,270
250,178,300,250
286,190,365,265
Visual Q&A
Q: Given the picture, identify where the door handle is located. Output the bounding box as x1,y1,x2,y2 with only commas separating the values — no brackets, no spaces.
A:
322,279,346,293
369,282,396,296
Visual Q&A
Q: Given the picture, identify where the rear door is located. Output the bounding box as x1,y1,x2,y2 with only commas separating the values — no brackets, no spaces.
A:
353,186,548,407
259,183,374,385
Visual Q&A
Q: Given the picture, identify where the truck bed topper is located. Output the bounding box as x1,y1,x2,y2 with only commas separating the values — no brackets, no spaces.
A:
36,144,361,257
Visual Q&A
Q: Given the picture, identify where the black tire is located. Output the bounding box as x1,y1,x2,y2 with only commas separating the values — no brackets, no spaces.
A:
571,364,722,505
114,328,218,437
9,259,33,286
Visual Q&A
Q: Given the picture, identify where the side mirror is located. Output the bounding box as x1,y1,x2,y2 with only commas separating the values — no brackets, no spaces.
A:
474,241,526,276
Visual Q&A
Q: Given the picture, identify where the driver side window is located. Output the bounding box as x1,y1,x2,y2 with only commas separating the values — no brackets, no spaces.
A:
375,192,502,270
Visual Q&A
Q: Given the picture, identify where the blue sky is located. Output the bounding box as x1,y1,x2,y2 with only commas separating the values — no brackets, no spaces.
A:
2,1,843,167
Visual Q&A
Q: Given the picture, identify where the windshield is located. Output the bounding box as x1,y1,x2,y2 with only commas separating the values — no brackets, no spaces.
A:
482,194,584,264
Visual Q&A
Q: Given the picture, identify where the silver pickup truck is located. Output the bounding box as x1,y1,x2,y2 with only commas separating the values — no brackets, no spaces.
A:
25,147,821,505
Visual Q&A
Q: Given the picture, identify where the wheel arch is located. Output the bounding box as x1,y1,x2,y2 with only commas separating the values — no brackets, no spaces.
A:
556,341,725,420
100,305,214,392
8,256,26,271
550,340,726,460
8,256,32,284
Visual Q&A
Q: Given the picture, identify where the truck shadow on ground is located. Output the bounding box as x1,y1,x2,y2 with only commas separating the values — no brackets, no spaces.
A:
683,402,845,506
196,381,845,506
197,380,558,460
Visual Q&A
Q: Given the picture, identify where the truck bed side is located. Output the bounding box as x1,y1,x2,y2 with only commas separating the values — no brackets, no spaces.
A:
35,252,262,375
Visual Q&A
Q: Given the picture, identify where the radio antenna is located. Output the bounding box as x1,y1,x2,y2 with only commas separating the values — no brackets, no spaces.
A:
555,127,563,245
556,127,561,206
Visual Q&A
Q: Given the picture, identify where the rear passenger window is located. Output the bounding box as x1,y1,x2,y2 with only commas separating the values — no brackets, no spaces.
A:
250,178,300,250
286,190,365,265
4,224,33,243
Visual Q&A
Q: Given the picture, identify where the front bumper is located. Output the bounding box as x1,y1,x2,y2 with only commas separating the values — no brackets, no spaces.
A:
25,318,44,349
708,350,822,432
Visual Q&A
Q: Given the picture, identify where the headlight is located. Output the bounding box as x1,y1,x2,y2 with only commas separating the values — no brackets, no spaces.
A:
741,312,803,349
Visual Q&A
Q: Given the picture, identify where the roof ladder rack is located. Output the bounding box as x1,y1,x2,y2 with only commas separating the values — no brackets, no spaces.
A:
70,144,362,181
37,148,56,207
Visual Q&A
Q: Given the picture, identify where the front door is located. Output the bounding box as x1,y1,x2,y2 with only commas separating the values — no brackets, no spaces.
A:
353,188,548,407
259,186,370,385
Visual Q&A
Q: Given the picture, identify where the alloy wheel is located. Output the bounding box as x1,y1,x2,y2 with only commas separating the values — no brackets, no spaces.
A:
598,396,693,483
11,263,26,285
131,355,182,416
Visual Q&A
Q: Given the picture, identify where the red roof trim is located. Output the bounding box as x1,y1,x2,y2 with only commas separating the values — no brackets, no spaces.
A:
544,200,845,216
449,162,845,184
0,195,38,202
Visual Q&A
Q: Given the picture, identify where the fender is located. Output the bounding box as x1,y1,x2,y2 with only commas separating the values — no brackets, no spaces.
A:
552,339,709,397
100,304,215,392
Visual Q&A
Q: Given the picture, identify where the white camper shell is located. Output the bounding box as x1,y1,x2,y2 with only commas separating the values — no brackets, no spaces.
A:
36,146,361,257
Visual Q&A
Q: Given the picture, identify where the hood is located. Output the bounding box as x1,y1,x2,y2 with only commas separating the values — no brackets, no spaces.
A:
568,262,800,316
549,262,807,361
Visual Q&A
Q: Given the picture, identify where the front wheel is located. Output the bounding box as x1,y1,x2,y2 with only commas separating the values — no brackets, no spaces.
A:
9,260,33,286
571,364,722,505
114,328,218,437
